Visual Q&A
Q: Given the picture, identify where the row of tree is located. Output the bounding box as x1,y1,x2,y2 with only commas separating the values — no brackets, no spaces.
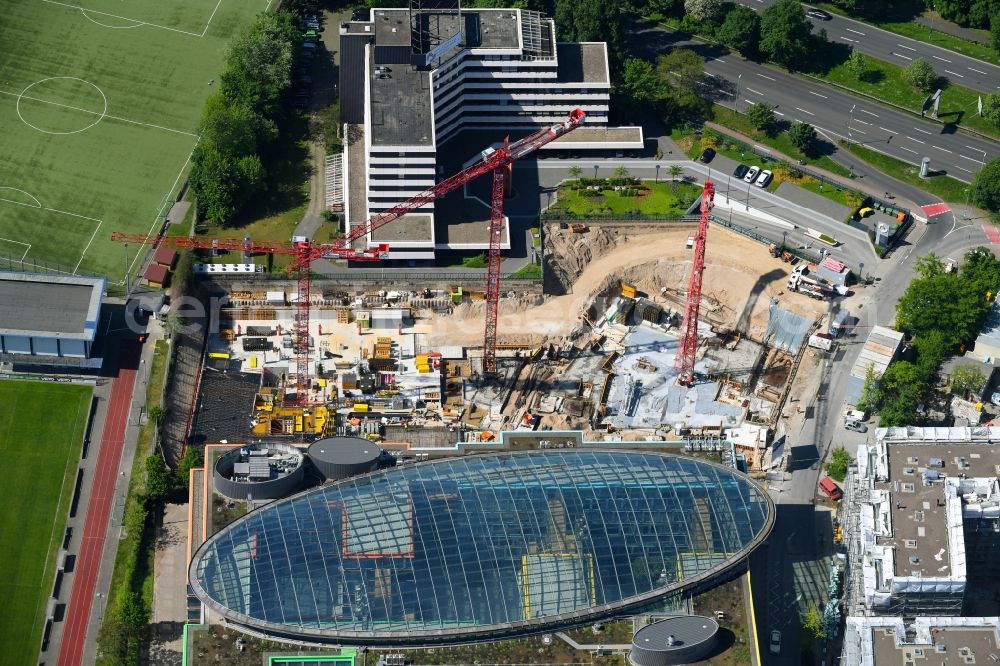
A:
860,249,1000,425
189,12,301,224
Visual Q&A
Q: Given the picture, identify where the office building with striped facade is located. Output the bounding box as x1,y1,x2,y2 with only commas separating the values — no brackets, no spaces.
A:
339,2,642,260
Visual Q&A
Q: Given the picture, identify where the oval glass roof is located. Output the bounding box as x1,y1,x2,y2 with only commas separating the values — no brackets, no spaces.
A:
190,450,773,643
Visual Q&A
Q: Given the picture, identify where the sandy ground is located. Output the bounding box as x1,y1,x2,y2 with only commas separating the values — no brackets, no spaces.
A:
422,225,828,347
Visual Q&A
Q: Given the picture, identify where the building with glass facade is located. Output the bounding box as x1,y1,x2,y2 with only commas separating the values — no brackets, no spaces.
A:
190,451,773,645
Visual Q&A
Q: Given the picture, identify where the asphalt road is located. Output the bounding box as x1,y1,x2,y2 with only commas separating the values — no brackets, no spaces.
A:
733,1,1000,94
631,23,1000,183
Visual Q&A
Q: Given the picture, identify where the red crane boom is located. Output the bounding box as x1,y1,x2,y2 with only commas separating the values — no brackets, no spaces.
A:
675,179,714,386
112,108,585,396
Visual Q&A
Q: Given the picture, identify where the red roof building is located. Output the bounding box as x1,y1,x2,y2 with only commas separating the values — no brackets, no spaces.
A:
144,263,169,287
153,247,177,268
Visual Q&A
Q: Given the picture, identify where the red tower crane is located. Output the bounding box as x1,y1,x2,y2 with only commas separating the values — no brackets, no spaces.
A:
675,178,715,386
112,108,585,397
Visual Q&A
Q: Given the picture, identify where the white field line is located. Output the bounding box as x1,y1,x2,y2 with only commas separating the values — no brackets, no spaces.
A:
0,237,32,262
73,220,102,273
0,89,198,137
0,195,101,271
199,0,226,36
42,0,205,37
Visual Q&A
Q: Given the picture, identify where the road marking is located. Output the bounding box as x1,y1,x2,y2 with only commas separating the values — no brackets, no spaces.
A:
893,52,913,61
933,146,953,153
845,27,866,35
966,145,984,152
744,99,756,106
795,107,815,116
713,58,727,64
747,87,765,95
860,109,879,117
842,37,857,43
896,44,917,51
932,55,952,63
969,67,988,75
879,126,898,133
773,110,785,116
855,119,870,125
757,73,776,81
809,91,828,99
906,136,925,144
913,127,932,135
900,146,918,153
955,165,973,173
849,128,867,135
960,154,981,162
945,69,965,78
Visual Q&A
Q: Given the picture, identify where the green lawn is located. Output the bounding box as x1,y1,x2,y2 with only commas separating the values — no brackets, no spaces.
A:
0,0,268,283
814,53,998,138
508,262,541,279
843,141,971,202
0,380,92,665
552,181,702,217
809,3,1000,66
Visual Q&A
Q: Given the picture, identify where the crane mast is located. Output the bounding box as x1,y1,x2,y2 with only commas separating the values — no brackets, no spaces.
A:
111,108,585,398
675,179,714,386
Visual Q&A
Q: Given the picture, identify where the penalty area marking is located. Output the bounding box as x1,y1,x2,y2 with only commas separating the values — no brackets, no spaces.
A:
15,77,107,135
0,187,103,274
42,0,221,38
79,9,143,28
0,237,32,262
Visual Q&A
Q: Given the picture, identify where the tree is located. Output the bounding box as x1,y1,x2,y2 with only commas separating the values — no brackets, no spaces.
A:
145,454,171,501
846,48,869,79
952,364,987,398
895,273,983,348
826,447,852,482
971,157,1000,216
982,92,1000,129
175,446,204,493
801,604,825,641
746,102,778,134
684,0,723,22
788,122,817,154
935,0,994,28
220,11,300,119
993,15,1000,53
902,58,937,92
668,165,684,181
118,591,150,633
148,405,164,428
568,165,583,180
617,58,669,115
613,165,631,184
556,0,626,71
717,5,761,55
164,312,184,338
914,252,946,279
857,363,877,413
656,49,710,121
759,0,813,69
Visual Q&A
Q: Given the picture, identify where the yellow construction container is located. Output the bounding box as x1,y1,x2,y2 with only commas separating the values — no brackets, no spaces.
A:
294,416,303,432
353,403,369,412
317,378,327,388
621,282,636,299
417,364,430,373
416,354,428,365
249,356,258,369
208,351,230,360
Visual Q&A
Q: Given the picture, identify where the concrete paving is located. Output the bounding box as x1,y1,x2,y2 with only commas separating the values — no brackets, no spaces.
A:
149,502,189,666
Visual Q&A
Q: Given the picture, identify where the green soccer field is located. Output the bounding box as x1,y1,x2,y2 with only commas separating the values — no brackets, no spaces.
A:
0,0,269,283
0,380,92,665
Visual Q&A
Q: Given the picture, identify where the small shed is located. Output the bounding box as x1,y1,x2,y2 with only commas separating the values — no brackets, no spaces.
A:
153,247,177,268
144,263,169,288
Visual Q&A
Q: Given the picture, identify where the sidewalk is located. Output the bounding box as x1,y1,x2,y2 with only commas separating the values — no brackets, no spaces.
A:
914,13,991,46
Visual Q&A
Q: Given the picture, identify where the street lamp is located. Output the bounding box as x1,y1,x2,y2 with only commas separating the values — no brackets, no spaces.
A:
655,164,661,182
848,104,856,145
746,179,752,211
735,73,742,112
593,165,599,180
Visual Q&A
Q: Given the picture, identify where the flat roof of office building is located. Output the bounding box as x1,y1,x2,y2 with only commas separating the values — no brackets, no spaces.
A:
0,271,104,340
556,43,608,83
845,616,1000,666
370,62,434,146
372,9,523,51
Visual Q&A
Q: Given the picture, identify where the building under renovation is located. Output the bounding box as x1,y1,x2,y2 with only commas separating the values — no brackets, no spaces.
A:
338,1,642,260
844,427,1000,618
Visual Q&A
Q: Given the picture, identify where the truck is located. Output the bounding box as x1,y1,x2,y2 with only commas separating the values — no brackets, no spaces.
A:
808,332,833,351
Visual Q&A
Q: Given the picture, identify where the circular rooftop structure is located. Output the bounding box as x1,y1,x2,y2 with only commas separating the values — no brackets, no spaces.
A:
629,615,720,666
214,443,305,501
191,451,772,646
307,436,382,481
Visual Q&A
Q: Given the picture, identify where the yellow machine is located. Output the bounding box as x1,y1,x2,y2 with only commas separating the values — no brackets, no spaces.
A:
251,398,330,437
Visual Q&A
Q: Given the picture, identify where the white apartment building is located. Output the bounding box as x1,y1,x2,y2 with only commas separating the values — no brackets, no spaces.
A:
339,3,642,260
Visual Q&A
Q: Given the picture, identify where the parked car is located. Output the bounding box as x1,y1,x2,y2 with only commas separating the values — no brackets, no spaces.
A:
819,476,843,501
755,169,773,187
845,420,868,433
698,147,716,163
744,165,760,183
733,164,749,179
806,8,832,20
770,630,781,654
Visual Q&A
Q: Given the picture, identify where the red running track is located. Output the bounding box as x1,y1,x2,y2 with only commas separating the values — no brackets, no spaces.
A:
58,341,140,666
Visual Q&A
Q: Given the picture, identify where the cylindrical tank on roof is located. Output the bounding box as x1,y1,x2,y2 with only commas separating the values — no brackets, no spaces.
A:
214,442,305,501
629,615,719,666
308,436,382,481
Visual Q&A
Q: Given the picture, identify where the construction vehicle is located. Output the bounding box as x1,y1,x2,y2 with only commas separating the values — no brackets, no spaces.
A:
112,108,586,398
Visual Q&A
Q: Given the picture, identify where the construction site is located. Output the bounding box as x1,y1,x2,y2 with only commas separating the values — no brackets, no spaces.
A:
168,172,850,473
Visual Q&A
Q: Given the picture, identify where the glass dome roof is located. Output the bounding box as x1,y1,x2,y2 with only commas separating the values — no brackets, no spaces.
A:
190,450,773,644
